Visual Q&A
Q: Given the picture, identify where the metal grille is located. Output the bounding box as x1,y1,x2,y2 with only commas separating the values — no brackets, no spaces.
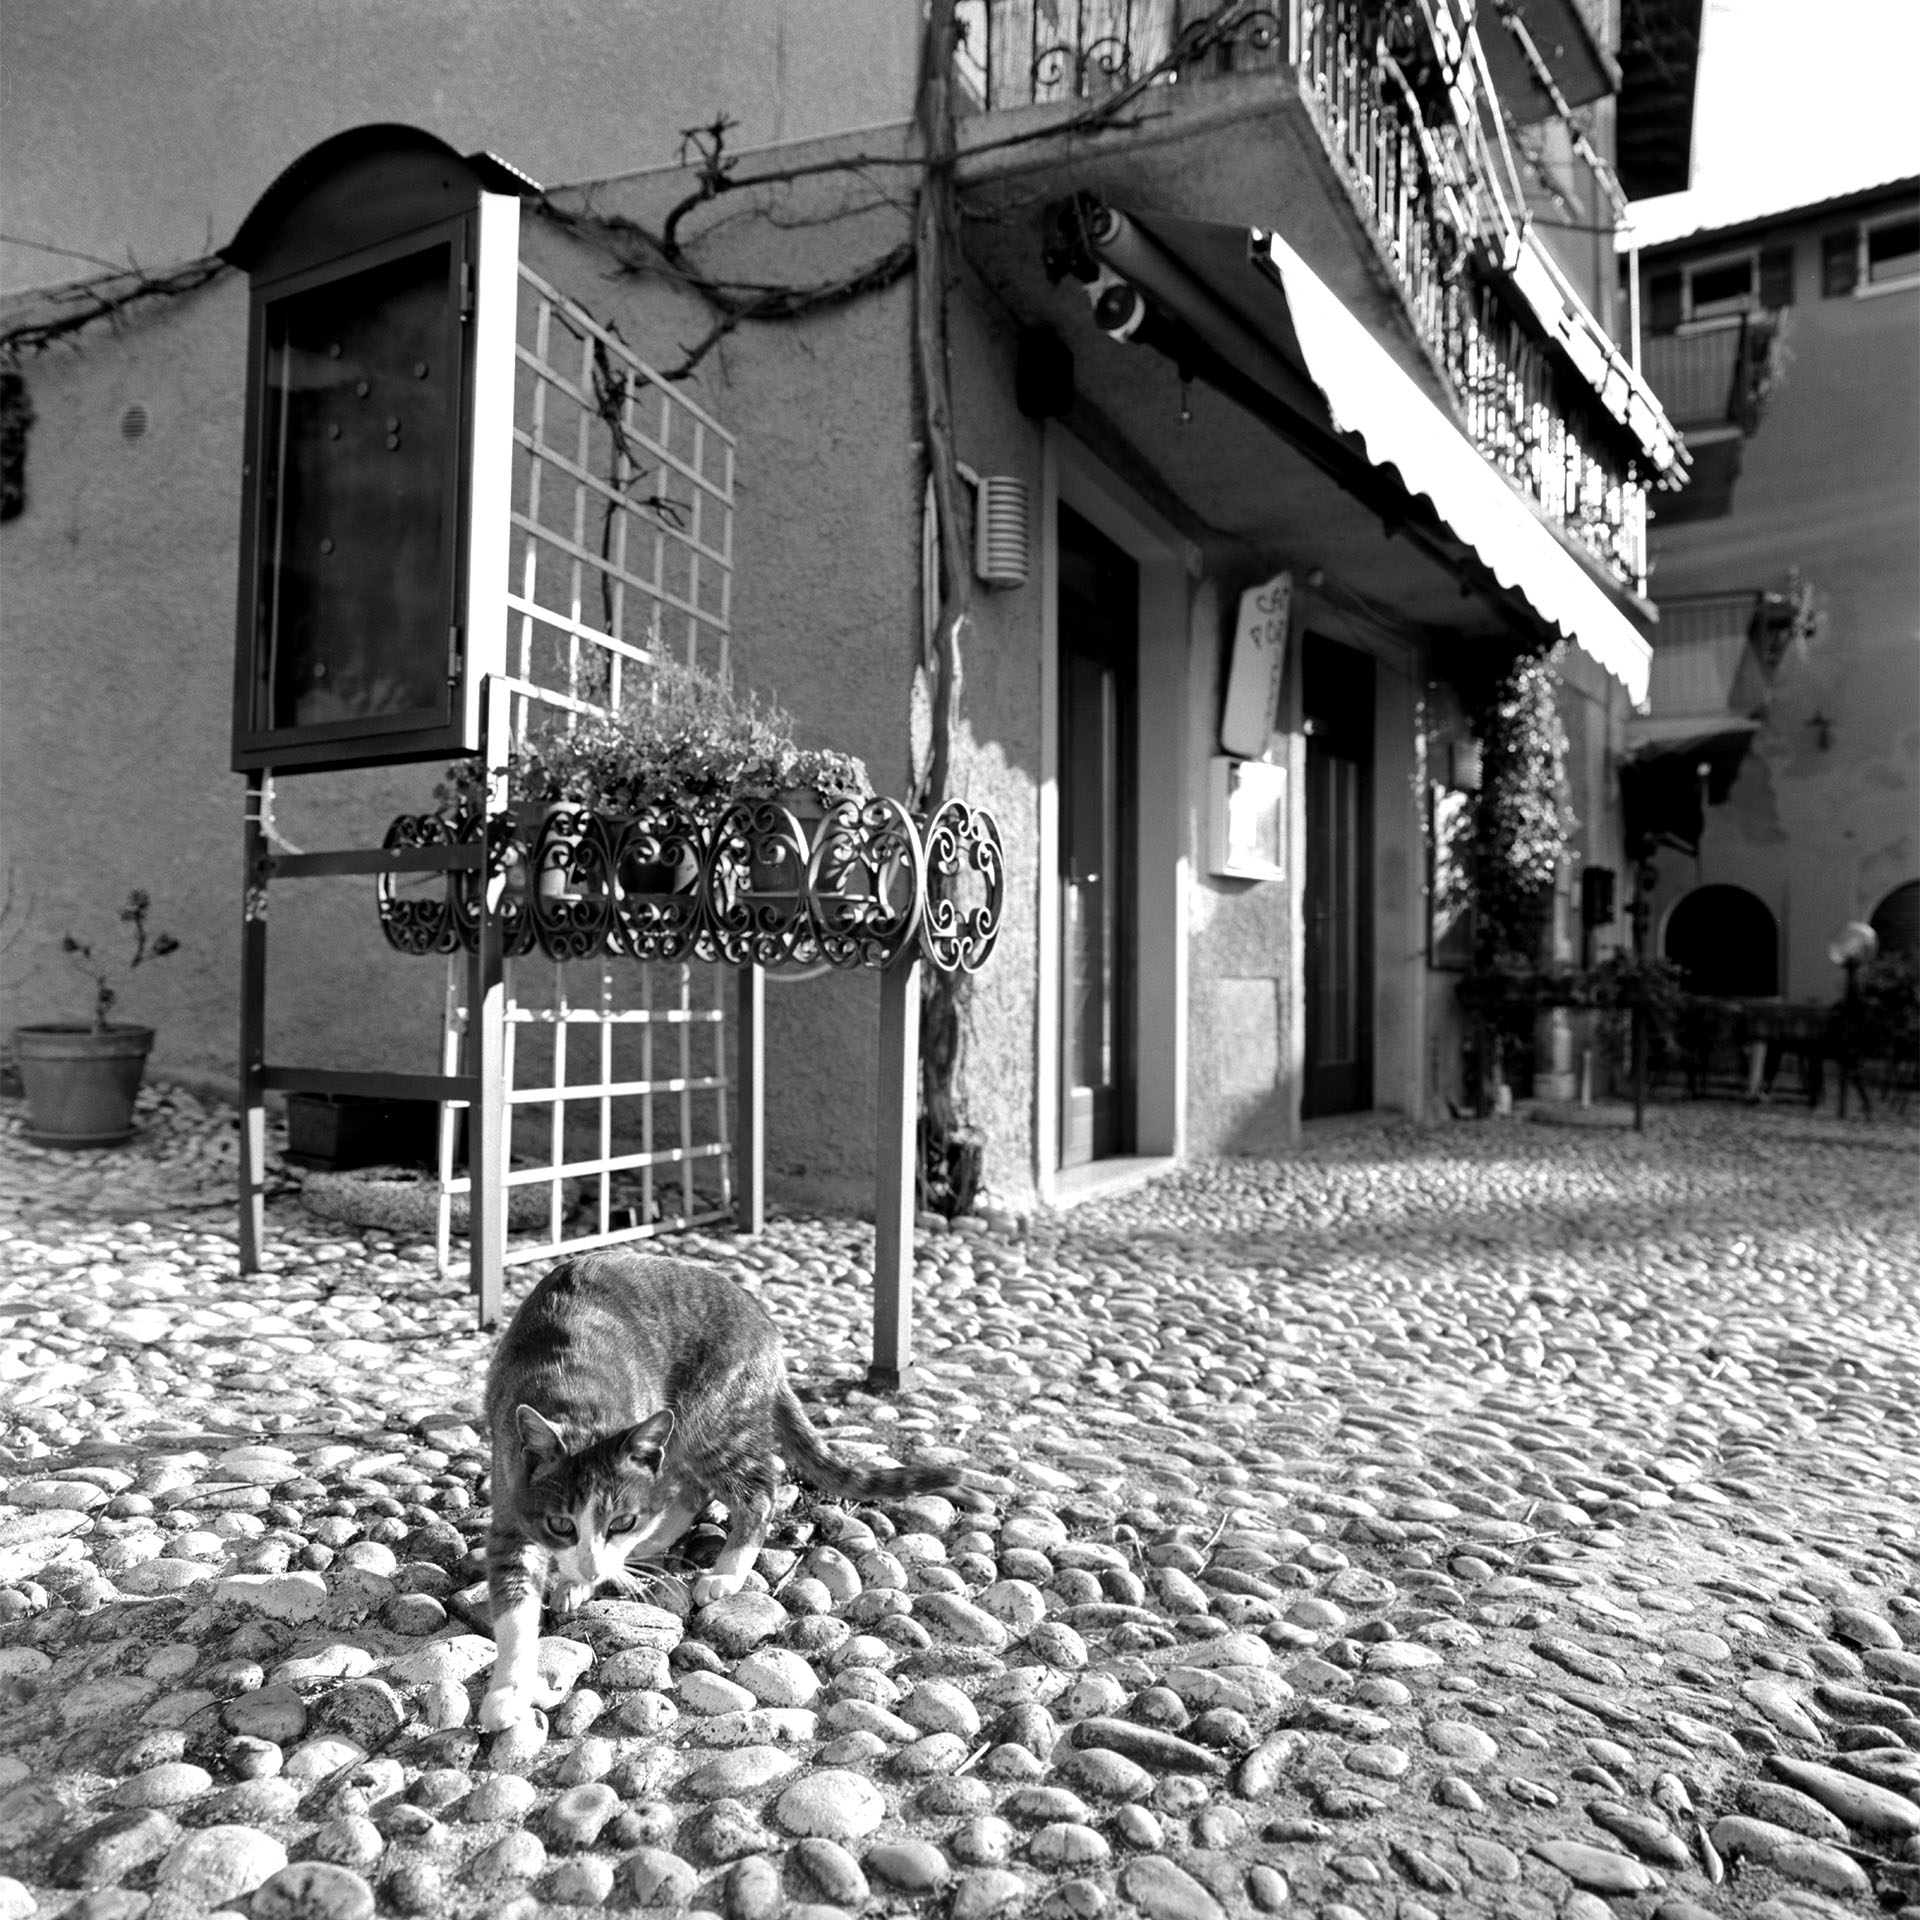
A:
432,265,739,1276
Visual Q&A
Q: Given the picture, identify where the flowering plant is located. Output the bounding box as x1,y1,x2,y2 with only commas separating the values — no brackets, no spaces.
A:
436,661,874,819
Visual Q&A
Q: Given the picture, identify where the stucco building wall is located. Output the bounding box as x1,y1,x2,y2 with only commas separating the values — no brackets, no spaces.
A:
521,152,1058,1211
0,275,448,1088
1,0,922,297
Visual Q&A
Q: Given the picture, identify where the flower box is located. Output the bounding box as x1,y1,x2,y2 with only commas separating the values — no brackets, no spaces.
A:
378,793,1003,976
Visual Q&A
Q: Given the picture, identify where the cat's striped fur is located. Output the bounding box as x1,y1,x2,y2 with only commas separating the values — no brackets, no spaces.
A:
479,1249,966,1731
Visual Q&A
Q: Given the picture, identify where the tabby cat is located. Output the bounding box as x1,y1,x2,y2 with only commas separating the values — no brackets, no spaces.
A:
479,1248,968,1731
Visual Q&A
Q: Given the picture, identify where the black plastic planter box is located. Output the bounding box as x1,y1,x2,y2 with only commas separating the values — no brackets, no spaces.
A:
285,1093,438,1171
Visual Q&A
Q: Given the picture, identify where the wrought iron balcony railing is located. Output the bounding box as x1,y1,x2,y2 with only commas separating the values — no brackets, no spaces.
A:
954,0,1673,594
953,0,1286,110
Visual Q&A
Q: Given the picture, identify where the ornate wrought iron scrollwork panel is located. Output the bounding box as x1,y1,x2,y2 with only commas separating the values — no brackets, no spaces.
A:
921,799,1007,976
377,794,1003,976
375,812,461,956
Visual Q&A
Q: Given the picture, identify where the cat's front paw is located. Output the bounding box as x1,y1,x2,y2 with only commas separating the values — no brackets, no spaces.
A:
479,1679,564,1732
690,1571,747,1606
479,1684,535,1732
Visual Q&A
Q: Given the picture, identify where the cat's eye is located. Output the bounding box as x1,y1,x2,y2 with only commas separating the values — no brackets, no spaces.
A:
606,1513,639,1536
545,1516,577,1539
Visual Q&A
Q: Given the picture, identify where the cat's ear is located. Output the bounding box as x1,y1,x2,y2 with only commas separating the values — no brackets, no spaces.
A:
514,1404,568,1462
615,1409,676,1472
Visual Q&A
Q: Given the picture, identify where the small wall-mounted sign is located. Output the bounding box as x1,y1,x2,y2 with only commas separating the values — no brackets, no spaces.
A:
1208,755,1287,882
1220,569,1292,759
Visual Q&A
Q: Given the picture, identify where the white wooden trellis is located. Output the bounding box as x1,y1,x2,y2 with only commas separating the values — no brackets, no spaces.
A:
422,265,743,1286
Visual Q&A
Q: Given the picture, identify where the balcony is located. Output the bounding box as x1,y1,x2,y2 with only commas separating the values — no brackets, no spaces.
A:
951,0,1680,596
1644,593,1770,721
1639,316,1780,433
1623,593,1770,827
1635,314,1779,522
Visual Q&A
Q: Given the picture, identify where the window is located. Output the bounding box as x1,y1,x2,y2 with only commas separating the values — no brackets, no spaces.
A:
1867,212,1920,287
1821,209,1920,297
1685,252,1755,321
1644,244,1796,334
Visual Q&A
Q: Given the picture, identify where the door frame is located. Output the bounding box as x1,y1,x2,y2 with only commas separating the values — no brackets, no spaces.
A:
1300,634,1377,1117
1282,596,1427,1126
1057,504,1138,1167
1038,429,1191,1198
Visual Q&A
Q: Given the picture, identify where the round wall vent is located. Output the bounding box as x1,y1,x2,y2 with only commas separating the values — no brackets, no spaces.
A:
120,404,149,441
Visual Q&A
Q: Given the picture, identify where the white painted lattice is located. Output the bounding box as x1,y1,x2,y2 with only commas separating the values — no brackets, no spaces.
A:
431,265,739,1274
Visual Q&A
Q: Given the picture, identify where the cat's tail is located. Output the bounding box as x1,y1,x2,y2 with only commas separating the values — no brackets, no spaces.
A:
773,1386,977,1505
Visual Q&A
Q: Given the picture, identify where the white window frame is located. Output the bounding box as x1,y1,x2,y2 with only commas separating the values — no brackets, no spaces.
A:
1679,248,1759,326
1860,209,1920,296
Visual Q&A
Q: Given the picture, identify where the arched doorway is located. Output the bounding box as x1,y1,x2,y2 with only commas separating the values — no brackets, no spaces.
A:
1663,885,1780,996
1869,880,1920,966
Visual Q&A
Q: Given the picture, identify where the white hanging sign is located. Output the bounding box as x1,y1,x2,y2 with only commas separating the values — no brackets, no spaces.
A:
1208,756,1287,881
1220,570,1292,759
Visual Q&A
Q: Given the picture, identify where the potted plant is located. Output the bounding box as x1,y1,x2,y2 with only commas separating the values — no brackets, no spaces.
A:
11,890,179,1146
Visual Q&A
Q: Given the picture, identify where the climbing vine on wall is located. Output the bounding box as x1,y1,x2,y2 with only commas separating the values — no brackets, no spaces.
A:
1462,645,1574,969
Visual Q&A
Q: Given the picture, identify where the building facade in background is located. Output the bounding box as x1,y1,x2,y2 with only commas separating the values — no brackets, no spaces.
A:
1627,178,1920,998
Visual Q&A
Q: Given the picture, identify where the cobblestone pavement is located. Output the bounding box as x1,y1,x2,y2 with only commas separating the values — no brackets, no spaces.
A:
1,1086,1918,1920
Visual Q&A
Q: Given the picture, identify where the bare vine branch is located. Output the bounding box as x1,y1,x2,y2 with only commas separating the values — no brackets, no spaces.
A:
0,254,230,360
539,194,916,382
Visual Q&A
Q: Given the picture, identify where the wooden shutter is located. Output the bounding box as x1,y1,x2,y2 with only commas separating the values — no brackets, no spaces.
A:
1821,229,1859,297
1758,243,1795,308
1647,268,1683,334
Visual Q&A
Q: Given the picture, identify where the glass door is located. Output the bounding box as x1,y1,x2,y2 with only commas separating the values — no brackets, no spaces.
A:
1302,636,1374,1117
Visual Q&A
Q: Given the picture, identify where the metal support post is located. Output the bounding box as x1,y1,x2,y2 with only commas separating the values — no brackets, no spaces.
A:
869,955,922,1393
1837,958,1871,1120
238,770,269,1270
1630,857,1654,1134
735,963,765,1235
469,678,509,1328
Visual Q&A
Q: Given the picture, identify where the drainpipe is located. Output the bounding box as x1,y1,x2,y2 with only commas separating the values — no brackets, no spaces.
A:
1626,225,1642,375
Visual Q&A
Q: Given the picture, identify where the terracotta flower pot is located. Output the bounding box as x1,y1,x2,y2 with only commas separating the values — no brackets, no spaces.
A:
12,1024,154,1147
